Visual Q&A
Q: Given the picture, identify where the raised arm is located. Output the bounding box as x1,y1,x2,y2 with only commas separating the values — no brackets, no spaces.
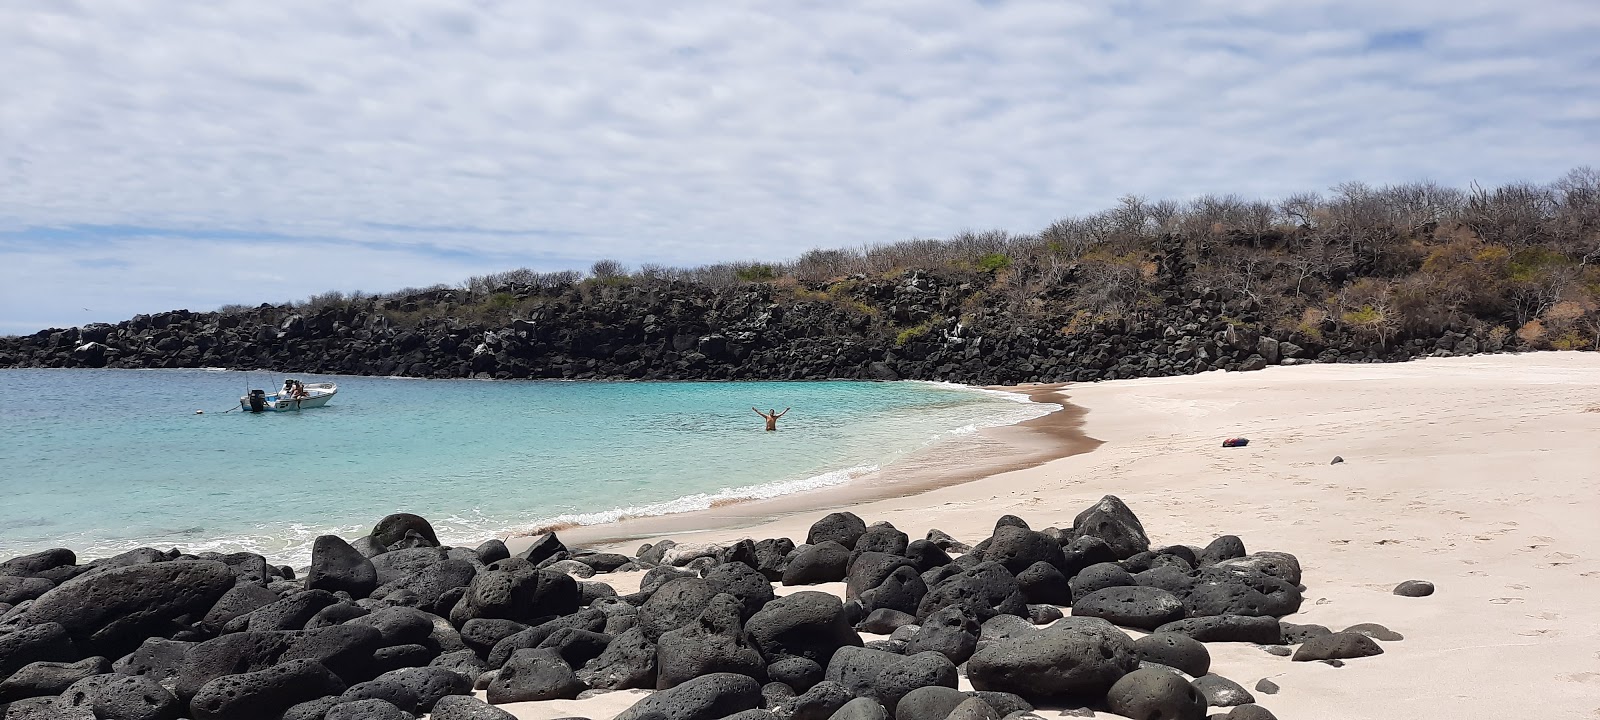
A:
776,407,791,418
752,407,765,417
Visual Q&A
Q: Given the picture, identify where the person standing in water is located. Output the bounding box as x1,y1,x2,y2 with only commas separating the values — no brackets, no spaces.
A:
753,407,790,431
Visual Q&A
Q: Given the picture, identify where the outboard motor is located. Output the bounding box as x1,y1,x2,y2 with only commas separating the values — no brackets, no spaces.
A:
247,389,267,413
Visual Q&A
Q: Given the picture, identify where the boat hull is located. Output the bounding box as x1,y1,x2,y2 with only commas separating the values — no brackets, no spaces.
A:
240,383,337,412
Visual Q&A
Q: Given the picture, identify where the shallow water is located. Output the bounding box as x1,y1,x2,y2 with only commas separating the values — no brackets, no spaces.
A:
0,369,1050,564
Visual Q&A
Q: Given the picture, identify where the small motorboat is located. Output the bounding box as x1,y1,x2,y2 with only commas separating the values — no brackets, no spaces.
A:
241,380,337,412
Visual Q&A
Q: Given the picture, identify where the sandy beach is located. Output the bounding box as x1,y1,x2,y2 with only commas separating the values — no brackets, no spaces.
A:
489,352,1600,720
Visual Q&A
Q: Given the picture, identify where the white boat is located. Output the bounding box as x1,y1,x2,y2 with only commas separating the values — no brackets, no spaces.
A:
240,381,337,412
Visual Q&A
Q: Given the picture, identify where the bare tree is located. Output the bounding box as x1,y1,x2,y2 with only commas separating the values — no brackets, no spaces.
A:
590,259,629,280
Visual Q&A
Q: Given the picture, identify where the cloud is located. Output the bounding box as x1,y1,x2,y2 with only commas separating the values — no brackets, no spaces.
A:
1,0,1597,331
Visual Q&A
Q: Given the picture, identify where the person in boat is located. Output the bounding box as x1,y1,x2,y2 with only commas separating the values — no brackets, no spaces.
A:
753,407,790,431
283,379,308,400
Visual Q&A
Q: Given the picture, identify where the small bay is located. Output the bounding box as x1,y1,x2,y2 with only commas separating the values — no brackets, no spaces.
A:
0,369,1049,564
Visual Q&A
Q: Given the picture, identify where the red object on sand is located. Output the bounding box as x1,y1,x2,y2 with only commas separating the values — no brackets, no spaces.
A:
1222,438,1249,447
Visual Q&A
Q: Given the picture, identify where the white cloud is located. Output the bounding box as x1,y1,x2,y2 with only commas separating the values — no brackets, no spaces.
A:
1,0,1597,330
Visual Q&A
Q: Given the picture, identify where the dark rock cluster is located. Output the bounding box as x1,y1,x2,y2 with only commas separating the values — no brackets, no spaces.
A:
0,270,1510,383
0,498,1392,719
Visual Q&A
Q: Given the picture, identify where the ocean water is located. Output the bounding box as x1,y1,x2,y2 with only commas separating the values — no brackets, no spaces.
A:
0,369,1052,565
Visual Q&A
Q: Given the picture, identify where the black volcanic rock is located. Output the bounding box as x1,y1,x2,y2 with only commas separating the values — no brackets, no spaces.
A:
21,560,235,657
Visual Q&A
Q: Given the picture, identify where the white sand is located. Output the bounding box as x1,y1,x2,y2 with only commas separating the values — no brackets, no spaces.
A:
477,352,1600,720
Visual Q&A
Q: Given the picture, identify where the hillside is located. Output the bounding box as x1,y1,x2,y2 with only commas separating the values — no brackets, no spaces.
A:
4,171,1597,383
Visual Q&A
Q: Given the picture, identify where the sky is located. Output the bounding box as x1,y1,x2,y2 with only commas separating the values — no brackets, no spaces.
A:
2,1,1598,334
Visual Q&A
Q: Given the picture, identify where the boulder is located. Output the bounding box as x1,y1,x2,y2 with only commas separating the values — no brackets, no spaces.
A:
783,680,853,720
0,622,79,681
372,514,440,548
0,577,53,606
1066,562,1134,598
808,513,868,550
516,533,568,566
324,698,412,720
0,656,110,702
347,606,436,646
431,694,519,719
576,626,656,691
826,647,957,713
704,562,776,621
745,591,862,666
902,606,979,664
200,583,281,628
1070,496,1150,560
1292,632,1383,662
856,525,910,556
485,609,606,667
752,539,797,581
370,547,449,587
1393,580,1434,597
537,627,612,669
857,609,918,635
783,542,851,586
1183,568,1302,618
450,566,578,626
892,686,968,720
376,666,473,712
1192,673,1254,706
1132,633,1210,678
1197,536,1246,566
846,553,916,602
1058,536,1117,578
924,530,971,554
462,619,530,656
1014,562,1070,606
830,697,888,720
916,562,1026,622
282,697,340,720
945,697,1000,720
1071,586,1185,630
0,549,76,578
767,656,823,694
337,678,420,714
0,696,97,719
1104,668,1206,720
638,577,719,640
247,589,339,631
1221,705,1280,720
858,566,927,618
981,528,1065,575
1026,604,1062,625
1342,623,1403,641
188,658,348,720
612,672,763,720
305,536,379,598
487,648,584,703
966,619,1137,699
1213,553,1301,586
1154,615,1282,644
21,560,235,656
656,594,765,689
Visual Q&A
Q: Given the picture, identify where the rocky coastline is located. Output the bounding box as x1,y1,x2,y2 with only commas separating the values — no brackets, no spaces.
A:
0,498,1409,719
0,270,1523,384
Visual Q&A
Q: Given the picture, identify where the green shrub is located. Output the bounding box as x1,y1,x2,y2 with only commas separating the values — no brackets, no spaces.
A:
895,321,935,346
735,264,779,282
976,253,1012,273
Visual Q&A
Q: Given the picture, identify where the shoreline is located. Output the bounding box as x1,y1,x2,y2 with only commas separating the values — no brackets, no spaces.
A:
517,382,1102,551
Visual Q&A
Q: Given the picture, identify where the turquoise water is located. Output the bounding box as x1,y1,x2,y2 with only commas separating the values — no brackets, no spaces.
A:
0,370,1050,565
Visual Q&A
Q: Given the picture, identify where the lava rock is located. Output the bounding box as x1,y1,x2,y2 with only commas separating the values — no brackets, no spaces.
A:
894,686,969,720
517,533,568,567
858,608,919,635
376,666,473,712
1254,678,1279,694
656,593,765,689
487,648,584,703
1067,562,1134,598
1104,668,1205,720
1198,536,1246,566
0,548,77,578
902,541,952,574
1278,622,1332,644
1393,580,1434,597
58,672,179,720
783,680,853,720
1213,553,1301,586
1133,632,1210,678
1071,586,1185,630
325,698,413,720
486,609,606,667
1342,623,1403,641
429,649,490,680
200,583,282,628
282,697,340,720
338,678,421,714
856,525,911,556
1015,562,1070,606
347,606,436,646
0,577,53,606
462,619,530,656
189,658,348,720
808,513,868,550
752,539,797,581
945,697,1000,720
982,528,1065,575
538,627,612,669
902,606,979,664
306,536,379,598
783,542,852,586
21,560,235,656
1192,673,1254,706
966,618,1138,699
767,656,823,694
924,530,972,554
612,672,763,720
746,591,862,666
858,566,927,618
916,562,1026,622
247,589,339,631
576,626,657,691
0,656,111,702
431,694,518,719
450,565,579,626
1070,496,1150,560
0,696,98,719
0,622,79,682
704,562,776,621
638,577,719,641
1292,632,1383,662
830,697,888,720
475,540,511,566
1154,615,1283,644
